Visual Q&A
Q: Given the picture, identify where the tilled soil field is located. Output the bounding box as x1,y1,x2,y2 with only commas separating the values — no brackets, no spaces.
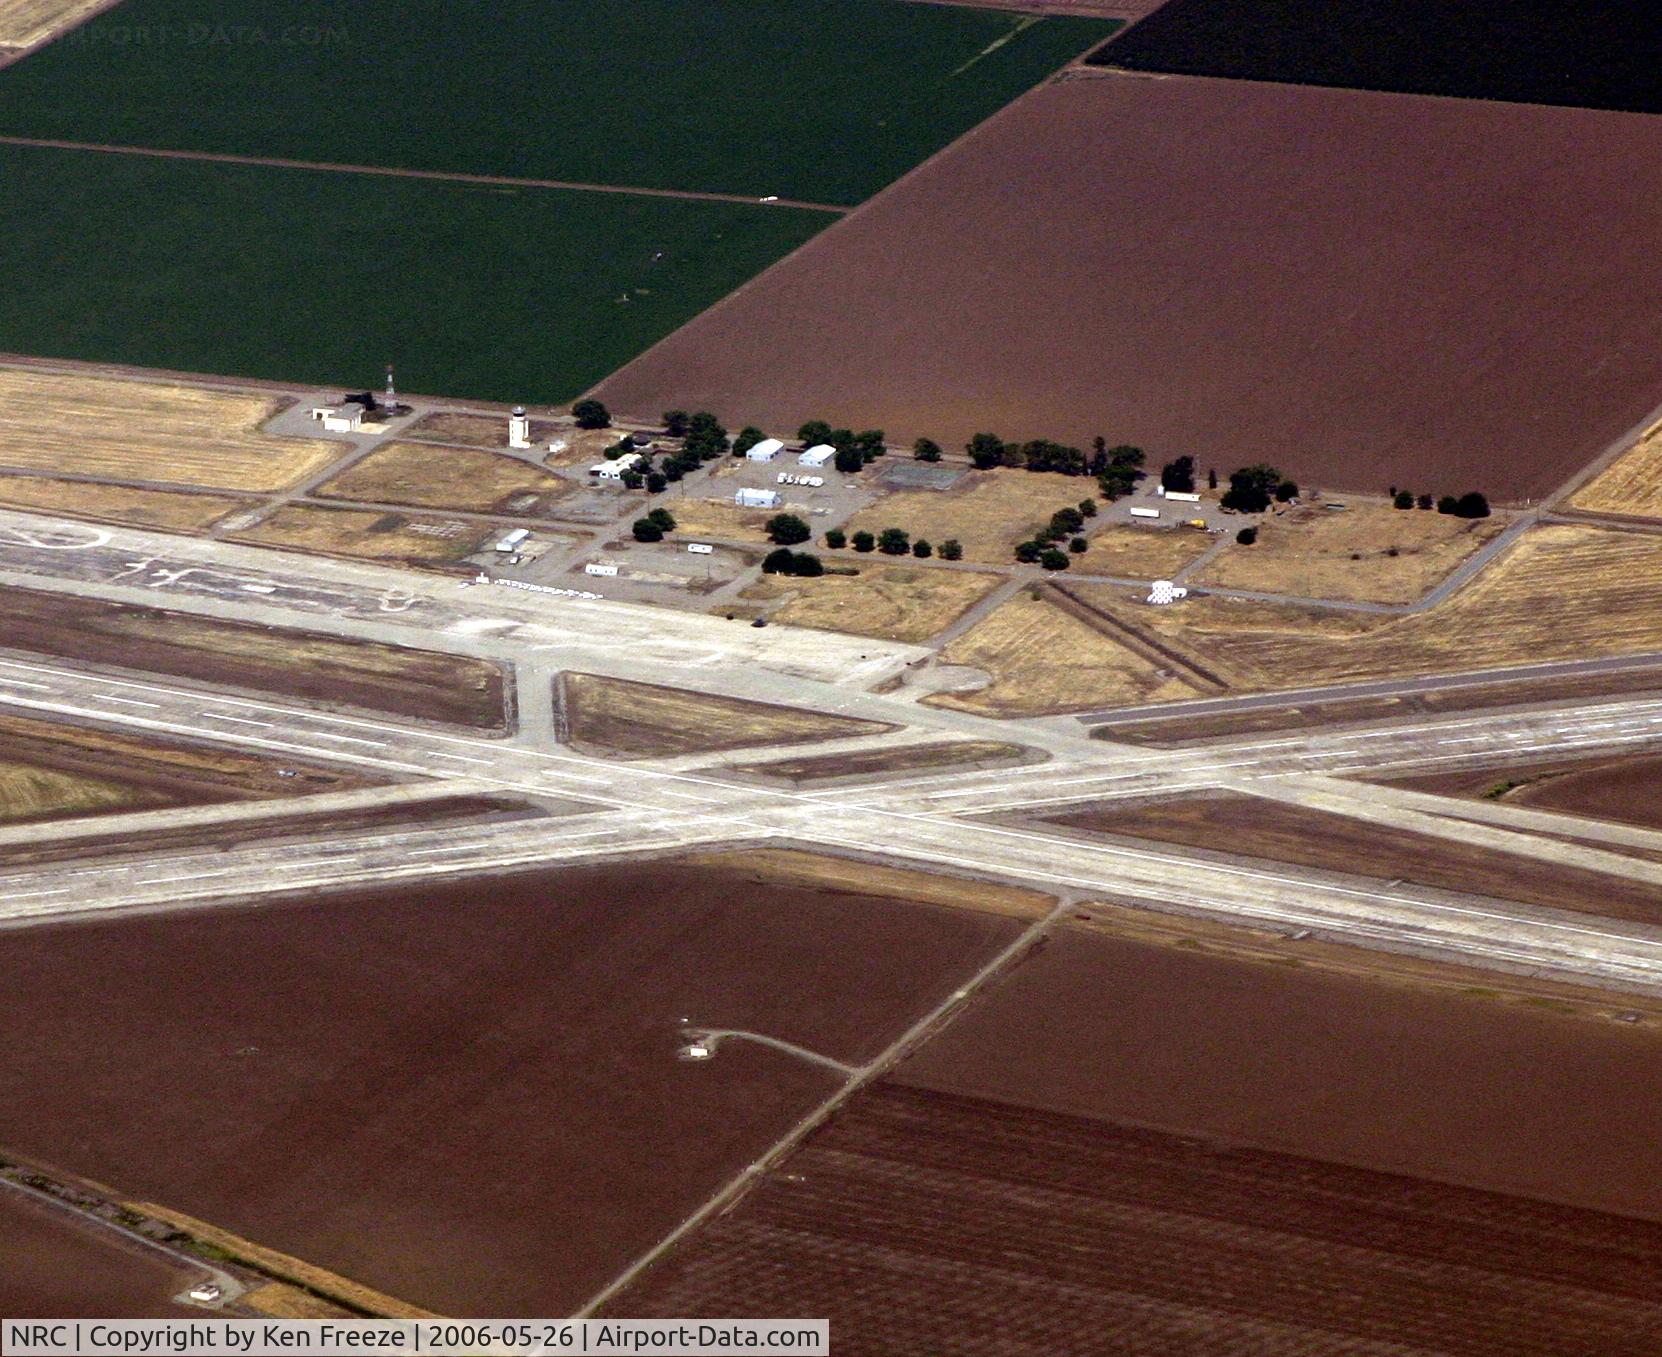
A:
1389,752,1662,833
596,76,1662,501
0,588,508,730
607,1082,1662,1355
899,924,1662,1222
1049,791,1662,923
0,859,1021,1316
0,1187,194,1318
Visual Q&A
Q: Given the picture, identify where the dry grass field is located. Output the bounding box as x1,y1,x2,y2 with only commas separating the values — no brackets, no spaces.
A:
693,847,1054,920
560,674,891,758
1085,524,1662,694
1571,419,1662,518
660,496,776,543
314,441,572,516
0,475,250,533
845,471,1096,564
1080,523,1212,579
0,0,108,47
0,758,152,823
1198,503,1506,603
929,592,1197,715
0,370,343,492
400,411,563,451
745,565,1001,642
231,505,493,567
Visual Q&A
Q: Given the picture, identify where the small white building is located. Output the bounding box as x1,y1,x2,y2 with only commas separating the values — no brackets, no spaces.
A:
590,452,644,479
798,443,835,468
735,488,781,509
508,406,531,449
495,528,530,555
745,438,785,462
310,404,362,434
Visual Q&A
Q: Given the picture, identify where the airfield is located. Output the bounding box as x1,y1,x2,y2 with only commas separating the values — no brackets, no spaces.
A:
6,0,1662,1348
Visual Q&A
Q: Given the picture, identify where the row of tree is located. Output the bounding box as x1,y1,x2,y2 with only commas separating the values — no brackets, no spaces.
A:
1391,487,1491,518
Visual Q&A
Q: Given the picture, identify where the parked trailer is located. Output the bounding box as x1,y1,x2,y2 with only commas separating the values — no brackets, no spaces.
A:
1129,507,1160,520
1165,490,1201,503
688,543,715,555
584,563,620,577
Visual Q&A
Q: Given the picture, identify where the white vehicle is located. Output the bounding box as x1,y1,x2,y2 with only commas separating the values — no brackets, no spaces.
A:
688,543,715,555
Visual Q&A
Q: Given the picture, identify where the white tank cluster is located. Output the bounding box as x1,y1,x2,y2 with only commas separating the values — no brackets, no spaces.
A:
1148,579,1188,606
777,472,824,487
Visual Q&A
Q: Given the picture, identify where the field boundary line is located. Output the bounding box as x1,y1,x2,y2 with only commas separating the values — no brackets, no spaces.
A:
0,135,853,213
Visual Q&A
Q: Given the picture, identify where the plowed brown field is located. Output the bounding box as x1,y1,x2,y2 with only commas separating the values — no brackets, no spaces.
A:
596,76,1662,501
608,1083,1662,1355
0,860,1020,1316
0,1188,193,1318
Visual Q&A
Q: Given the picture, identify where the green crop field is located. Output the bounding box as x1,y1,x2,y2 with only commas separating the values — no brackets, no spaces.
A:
0,143,828,403
0,0,1115,205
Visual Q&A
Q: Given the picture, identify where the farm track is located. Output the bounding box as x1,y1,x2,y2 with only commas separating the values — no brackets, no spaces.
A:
0,136,853,213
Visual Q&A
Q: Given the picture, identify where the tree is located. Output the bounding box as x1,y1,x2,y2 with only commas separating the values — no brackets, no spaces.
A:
1221,464,1283,514
646,472,667,494
967,432,1008,470
662,410,689,437
878,527,910,556
647,507,676,531
733,426,767,457
913,438,943,463
1454,491,1491,519
1014,540,1042,564
913,538,933,558
1050,506,1085,536
1079,498,1097,517
1236,526,1258,545
1393,490,1415,510
761,547,795,575
939,539,963,561
825,528,847,549
852,530,875,553
766,513,811,545
572,399,610,430
621,471,643,489
797,420,832,446
663,463,684,483
1089,436,1109,476
833,444,865,474
631,517,664,542
1275,480,1299,503
1070,536,1088,554
855,430,887,463
1039,547,1070,571
1161,455,1196,493
1417,493,1434,510
1021,440,1087,476
1208,467,1218,490
1437,495,1459,515
791,551,824,577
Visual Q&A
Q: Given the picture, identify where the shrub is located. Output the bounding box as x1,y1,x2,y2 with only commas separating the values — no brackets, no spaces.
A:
1437,495,1459,514
631,518,663,542
1014,540,1042,564
1454,491,1491,519
1275,480,1299,502
646,472,667,494
647,507,676,530
1079,498,1097,517
1394,490,1415,509
913,438,943,462
1039,547,1070,571
1417,493,1434,510
765,513,811,545
571,399,610,430
852,530,875,553
620,471,643,489
1070,536,1088,553
825,528,847,549
1236,526,1258,545
939,539,963,561
878,527,910,556
913,539,932,558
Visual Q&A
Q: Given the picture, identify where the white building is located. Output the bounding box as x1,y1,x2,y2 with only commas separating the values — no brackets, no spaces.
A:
735,488,781,509
508,406,531,449
309,404,362,434
495,528,530,555
590,452,644,479
745,437,785,462
798,443,835,468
